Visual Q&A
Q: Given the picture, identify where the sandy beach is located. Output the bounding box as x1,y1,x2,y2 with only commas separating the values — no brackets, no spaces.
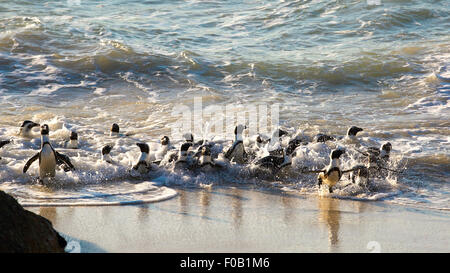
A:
26,186,450,253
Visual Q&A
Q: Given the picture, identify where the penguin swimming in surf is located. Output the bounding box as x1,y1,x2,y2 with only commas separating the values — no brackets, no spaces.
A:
23,124,75,180
317,149,346,193
173,142,193,171
132,143,152,174
350,142,393,185
110,123,120,137
313,133,335,143
18,120,40,138
255,137,302,175
313,126,363,143
245,134,269,162
224,124,247,164
101,145,114,164
64,131,78,149
196,145,223,172
109,123,136,137
154,136,177,165
345,126,363,142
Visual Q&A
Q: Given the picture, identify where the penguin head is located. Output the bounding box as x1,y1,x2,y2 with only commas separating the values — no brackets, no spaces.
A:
183,133,194,143
381,142,392,153
40,124,50,135
111,123,120,134
256,135,263,144
70,131,78,140
136,143,150,154
347,126,363,137
21,120,40,130
161,136,170,146
102,145,113,155
201,145,211,156
180,142,193,152
234,124,247,135
330,149,345,159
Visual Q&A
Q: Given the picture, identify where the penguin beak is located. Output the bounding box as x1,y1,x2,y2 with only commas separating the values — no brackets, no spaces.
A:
31,122,40,128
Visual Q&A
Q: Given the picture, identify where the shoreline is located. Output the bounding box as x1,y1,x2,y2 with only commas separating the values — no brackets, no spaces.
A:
26,186,450,253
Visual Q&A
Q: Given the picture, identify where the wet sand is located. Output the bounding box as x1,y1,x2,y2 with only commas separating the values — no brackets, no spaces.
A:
27,187,450,253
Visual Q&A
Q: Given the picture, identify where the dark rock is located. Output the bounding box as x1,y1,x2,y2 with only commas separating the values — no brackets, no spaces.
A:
0,190,67,253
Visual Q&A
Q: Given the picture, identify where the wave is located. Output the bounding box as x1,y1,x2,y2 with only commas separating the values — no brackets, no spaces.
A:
1,181,178,207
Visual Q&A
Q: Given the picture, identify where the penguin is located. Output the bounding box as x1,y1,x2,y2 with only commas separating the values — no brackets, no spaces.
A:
64,131,78,149
255,134,269,149
101,145,114,164
224,124,247,164
351,142,393,184
313,126,363,143
183,132,205,148
379,142,392,161
196,145,222,172
345,126,363,142
132,143,152,174
255,137,302,175
317,149,346,193
23,124,75,180
245,134,268,162
154,136,176,164
173,142,194,170
0,140,11,160
313,133,335,143
110,123,120,137
349,165,370,187
266,128,289,156
18,120,40,138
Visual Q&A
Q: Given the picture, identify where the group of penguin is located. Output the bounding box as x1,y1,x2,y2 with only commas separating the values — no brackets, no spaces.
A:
0,120,397,193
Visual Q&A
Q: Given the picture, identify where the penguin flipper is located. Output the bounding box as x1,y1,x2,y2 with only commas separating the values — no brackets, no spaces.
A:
23,153,39,173
55,152,75,171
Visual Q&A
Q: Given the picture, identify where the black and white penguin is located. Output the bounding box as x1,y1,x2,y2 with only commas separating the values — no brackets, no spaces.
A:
196,145,222,172
266,128,290,156
110,123,120,137
154,135,176,164
0,140,11,160
351,142,393,184
313,126,363,143
224,124,247,164
313,133,335,143
183,132,205,148
345,126,363,142
173,142,194,170
255,137,302,174
255,134,269,149
23,124,75,180
183,132,195,144
317,149,346,193
101,145,114,164
109,123,136,137
18,120,40,138
64,131,78,149
132,143,152,174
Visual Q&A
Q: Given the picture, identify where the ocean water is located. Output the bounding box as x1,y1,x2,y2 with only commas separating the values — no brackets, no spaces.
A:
0,0,448,210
